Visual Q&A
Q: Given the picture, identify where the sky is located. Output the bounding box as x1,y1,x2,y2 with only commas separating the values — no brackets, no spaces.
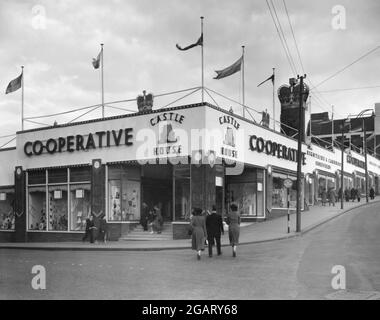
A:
1,0,380,146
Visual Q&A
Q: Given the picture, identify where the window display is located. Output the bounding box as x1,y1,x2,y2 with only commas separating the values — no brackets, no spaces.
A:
70,184,91,231
28,186,46,230
272,174,297,208
174,165,191,220
27,167,92,232
227,167,265,217
0,189,15,230
108,165,141,222
48,186,68,231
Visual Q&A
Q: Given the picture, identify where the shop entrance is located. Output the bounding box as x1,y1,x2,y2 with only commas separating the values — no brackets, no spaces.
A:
141,165,173,221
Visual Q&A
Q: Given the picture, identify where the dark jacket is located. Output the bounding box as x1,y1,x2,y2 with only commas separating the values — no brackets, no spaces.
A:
85,218,94,231
206,213,224,238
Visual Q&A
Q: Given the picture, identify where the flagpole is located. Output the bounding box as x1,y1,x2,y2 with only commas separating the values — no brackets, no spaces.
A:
242,46,245,118
201,16,204,103
272,67,275,131
21,66,24,131
101,43,104,118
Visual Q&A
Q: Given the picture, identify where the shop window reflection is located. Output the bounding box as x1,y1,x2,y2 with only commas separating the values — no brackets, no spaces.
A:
48,186,68,231
174,165,190,221
108,165,141,222
70,184,91,231
0,189,15,230
28,187,46,230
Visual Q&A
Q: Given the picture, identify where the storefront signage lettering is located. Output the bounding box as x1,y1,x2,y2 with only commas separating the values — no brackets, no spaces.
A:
307,150,340,167
219,115,240,130
347,155,365,169
219,115,239,159
153,145,182,156
150,112,185,126
315,161,331,170
24,128,134,156
249,135,306,165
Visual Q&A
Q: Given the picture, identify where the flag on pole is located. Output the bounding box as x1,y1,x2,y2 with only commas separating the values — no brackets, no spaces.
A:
92,49,102,69
5,72,23,94
213,56,243,80
176,34,203,51
257,74,275,87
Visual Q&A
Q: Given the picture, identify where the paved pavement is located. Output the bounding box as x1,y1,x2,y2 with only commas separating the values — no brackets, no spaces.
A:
1,200,379,299
0,199,378,251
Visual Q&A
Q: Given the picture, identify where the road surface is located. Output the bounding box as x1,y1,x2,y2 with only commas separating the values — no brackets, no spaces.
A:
0,202,379,299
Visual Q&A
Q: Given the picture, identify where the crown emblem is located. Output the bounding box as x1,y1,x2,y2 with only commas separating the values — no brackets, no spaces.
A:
137,90,154,112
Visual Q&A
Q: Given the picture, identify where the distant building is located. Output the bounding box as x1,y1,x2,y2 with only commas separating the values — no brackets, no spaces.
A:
307,107,379,159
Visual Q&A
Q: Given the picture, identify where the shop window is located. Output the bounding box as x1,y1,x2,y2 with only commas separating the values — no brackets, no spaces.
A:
48,168,67,184
174,165,191,221
0,189,15,230
108,165,141,221
70,166,91,183
28,170,46,185
228,183,257,215
28,186,47,230
70,184,91,231
272,174,297,208
227,167,265,216
48,186,68,231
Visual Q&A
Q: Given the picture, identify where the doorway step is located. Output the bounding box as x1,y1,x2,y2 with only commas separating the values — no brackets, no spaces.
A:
120,222,173,241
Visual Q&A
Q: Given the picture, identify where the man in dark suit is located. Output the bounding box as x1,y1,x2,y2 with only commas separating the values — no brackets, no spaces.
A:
205,205,224,257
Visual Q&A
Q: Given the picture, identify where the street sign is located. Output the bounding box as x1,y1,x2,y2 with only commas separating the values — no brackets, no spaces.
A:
284,178,293,189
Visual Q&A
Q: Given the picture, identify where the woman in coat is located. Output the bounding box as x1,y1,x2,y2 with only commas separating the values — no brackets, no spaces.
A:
321,188,327,206
152,204,163,234
328,188,336,206
227,204,240,258
190,207,208,260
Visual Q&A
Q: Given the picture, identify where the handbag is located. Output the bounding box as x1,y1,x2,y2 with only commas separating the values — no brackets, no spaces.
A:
188,227,192,236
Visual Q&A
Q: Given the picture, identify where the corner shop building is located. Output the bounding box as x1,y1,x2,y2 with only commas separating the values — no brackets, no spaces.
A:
1,102,380,242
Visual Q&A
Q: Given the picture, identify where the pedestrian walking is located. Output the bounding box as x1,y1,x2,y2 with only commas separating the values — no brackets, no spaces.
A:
370,187,375,200
344,188,350,202
321,188,327,206
205,205,224,257
357,190,361,202
82,215,96,243
328,187,336,206
351,187,356,202
190,207,208,260
140,202,149,231
152,204,163,234
98,214,108,244
338,188,342,202
227,204,240,258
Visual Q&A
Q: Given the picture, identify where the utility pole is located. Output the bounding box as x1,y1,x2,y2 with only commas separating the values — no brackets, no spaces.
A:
296,74,306,233
363,118,369,203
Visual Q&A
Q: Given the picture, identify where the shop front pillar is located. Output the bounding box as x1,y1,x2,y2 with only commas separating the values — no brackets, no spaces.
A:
91,159,105,239
266,169,273,218
13,166,27,242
